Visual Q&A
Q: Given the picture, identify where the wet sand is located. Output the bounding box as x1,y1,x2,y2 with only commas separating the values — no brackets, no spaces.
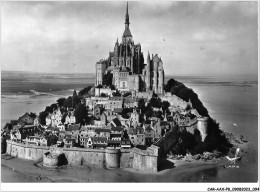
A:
1,154,229,183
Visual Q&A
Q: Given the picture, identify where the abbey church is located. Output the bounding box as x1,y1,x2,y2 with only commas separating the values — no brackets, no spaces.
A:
95,2,165,94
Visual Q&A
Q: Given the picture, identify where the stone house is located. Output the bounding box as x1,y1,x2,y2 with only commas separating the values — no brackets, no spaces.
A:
128,127,145,146
16,125,37,141
144,125,155,146
130,109,139,127
93,104,103,119
85,137,108,149
51,108,63,127
45,115,52,126
103,109,117,122
78,132,88,147
65,112,76,125
106,97,123,110
121,139,131,148
94,128,111,138
64,137,76,148
123,96,135,108
18,113,35,125
100,112,107,126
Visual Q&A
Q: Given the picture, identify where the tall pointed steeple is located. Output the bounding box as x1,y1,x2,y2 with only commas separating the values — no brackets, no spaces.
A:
122,2,132,42
125,1,130,25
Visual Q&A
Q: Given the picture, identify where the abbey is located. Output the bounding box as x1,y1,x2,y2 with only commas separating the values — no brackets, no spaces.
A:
95,3,165,94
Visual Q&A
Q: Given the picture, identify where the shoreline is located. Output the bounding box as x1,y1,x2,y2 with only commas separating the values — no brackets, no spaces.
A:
1,153,229,183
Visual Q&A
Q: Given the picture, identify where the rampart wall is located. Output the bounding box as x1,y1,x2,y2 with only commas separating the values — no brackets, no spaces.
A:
6,141,132,169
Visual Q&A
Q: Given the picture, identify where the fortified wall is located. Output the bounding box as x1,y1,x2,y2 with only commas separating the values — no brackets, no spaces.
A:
6,140,133,169
154,125,180,155
6,124,182,172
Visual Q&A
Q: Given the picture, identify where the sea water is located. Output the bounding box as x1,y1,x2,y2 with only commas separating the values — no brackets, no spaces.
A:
172,75,258,182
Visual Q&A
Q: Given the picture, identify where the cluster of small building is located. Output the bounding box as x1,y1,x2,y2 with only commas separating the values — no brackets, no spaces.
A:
4,87,205,151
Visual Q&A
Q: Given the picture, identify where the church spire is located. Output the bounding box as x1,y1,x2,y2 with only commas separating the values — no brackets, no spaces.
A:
125,1,130,25
122,2,132,41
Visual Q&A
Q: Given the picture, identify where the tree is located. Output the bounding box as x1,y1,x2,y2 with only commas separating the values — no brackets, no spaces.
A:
149,97,161,109
138,99,145,110
74,103,88,124
145,106,153,118
57,98,66,107
123,92,131,97
121,108,132,119
45,106,53,114
102,72,113,87
96,84,103,88
161,101,170,113
112,90,121,97
165,78,177,92
29,112,37,119
38,111,48,125
72,90,78,108
100,93,107,97
64,96,73,108
50,103,58,111
110,84,116,90
78,86,93,96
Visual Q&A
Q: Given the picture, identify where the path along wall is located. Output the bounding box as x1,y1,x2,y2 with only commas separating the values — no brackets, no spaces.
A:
6,140,133,169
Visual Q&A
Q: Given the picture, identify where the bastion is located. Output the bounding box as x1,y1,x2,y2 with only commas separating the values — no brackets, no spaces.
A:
197,117,209,142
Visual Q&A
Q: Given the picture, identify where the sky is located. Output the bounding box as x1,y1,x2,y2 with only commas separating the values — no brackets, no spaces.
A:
1,1,258,75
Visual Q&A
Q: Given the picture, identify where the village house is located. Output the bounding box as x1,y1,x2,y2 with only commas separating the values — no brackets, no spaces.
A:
64,135,76,148
94,128,111,138
123,96,138,108
144,125,155,146
129,109,139,127
95,87,115,97
93,104,103,119
106,97,123,110
78,132,88,147
86,96,109,110
113,108,123,115
45,115,52,126
121,139,131,149
27,136,47,146
18,113,35,125
128,127,145,146
100,112,107,126
15,125,37,141
85,137,108,149
51,108,63,127
65,111,76,125
46,126,60,134
107,126,123,148
103,109,117,122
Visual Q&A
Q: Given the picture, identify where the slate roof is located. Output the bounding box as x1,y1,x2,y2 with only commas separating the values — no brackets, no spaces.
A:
160,121,168,126
111,126,123,132
91,137,107,143
95,128,110,134
113,108,123,114
109,97,123,101
47,127,59,132
111,118,122,127
124,97,135,103
67,124,80,131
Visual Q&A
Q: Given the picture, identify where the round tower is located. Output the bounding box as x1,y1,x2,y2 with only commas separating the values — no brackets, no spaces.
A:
197,117,209,142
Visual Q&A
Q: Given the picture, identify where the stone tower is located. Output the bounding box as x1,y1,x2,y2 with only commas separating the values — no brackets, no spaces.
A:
146,52,151,91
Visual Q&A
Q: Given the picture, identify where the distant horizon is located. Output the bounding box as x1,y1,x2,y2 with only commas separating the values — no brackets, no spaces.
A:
1,70,258,78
